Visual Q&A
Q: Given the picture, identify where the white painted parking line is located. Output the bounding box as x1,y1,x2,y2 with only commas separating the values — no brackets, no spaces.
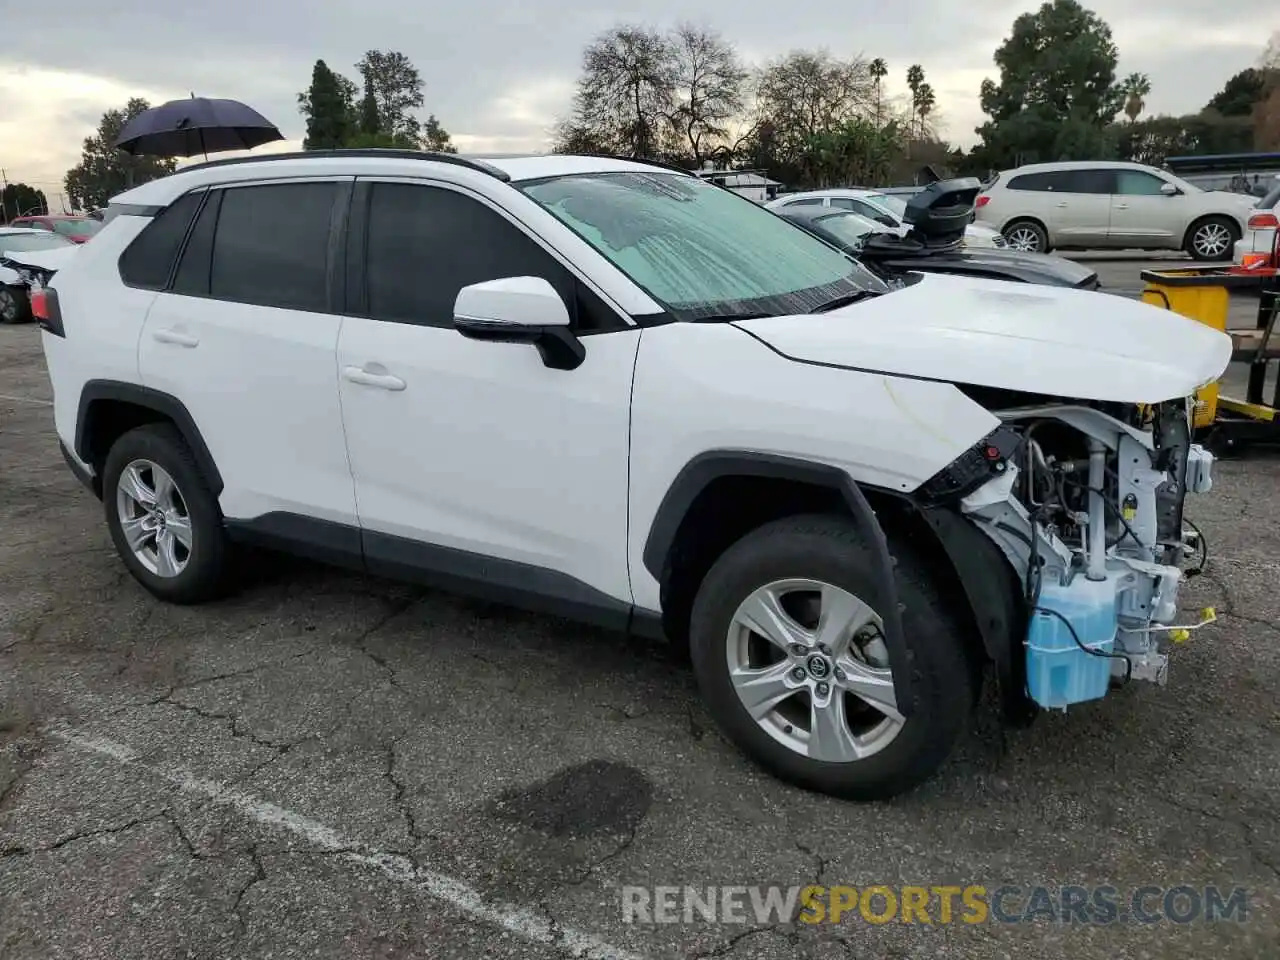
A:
48,725,647,960
0,393,53,406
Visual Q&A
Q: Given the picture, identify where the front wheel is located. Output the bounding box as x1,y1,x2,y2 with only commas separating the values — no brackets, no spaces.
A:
688,514,977,801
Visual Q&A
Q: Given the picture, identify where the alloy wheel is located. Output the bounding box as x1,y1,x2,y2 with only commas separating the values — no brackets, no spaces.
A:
726,578,904,762
116,458,193,578
1005,226,1042,252
1193,222,1232,259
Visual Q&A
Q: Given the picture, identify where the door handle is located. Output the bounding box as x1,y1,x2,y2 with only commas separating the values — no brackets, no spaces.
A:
1114,203,1129,210
1056,201,1068,208
342,365,406,391
152,328,199,347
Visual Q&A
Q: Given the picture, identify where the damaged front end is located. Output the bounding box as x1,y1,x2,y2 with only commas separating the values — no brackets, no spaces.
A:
921,390,1215,714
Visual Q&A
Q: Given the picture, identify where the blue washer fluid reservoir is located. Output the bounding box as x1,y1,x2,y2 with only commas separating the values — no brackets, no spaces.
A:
1025,575,1119,710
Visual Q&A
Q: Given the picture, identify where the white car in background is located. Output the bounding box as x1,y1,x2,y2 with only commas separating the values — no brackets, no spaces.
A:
0,226,81,323
766,189,1009,249
975,160,1258,260
1232,182,1280,272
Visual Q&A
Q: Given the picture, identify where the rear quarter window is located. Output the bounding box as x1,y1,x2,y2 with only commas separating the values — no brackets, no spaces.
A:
117,190,206,290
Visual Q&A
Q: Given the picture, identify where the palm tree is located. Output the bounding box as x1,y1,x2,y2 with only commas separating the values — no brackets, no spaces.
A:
915,82,936,138
1123,72,1151,123
869,58,889,126
905,64,925,138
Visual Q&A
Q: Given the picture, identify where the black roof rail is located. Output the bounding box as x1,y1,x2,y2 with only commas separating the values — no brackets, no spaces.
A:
175,148,512,182
576,153,693,175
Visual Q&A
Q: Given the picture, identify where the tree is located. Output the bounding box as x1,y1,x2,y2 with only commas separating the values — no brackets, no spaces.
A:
356,50,427,144
869,58,889,126
298,59,356,150
1205,68,1267,117
63,98,178,211
560,26,678,159
421,115,456,153
905,64,925,137
914,82,937,138
667,24,747,165
1,183,48,222
802,117,904,187
754,50,875,166
1122,72,1151,122
975,0,1125,167
1255,31,1280,149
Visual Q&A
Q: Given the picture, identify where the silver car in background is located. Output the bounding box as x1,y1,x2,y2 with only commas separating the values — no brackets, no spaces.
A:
976,160,1258,260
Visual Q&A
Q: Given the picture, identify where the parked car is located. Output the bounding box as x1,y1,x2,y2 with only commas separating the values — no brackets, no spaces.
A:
0,227,79,323
766,188,1009,249
40,150,1228,801
1232,182,1280,272
775,204,1100,290
975,160,1259,259
6,214,102,244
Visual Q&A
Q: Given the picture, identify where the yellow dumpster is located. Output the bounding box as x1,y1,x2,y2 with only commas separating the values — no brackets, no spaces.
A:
1139,268,1261,430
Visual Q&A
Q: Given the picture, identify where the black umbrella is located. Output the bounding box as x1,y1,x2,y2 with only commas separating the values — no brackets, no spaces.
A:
115,95,284,160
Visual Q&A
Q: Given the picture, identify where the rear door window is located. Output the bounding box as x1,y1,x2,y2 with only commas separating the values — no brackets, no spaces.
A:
195,182,338,312
1007,170,1114,193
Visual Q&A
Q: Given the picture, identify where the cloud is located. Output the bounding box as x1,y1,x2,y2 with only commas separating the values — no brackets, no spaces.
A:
0,0,1266,198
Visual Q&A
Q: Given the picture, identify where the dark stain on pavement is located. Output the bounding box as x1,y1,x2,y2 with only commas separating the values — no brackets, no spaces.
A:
487,759,652,838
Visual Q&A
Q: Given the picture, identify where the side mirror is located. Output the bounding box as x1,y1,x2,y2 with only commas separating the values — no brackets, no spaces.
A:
453,276,584,371
1160,182,1179,196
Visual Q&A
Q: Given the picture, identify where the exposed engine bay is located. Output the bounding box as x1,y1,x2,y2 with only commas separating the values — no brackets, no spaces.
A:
944,389,1215,709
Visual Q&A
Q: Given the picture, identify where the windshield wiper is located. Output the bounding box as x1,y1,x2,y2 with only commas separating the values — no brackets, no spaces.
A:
692,311,773,323
812,290,879,313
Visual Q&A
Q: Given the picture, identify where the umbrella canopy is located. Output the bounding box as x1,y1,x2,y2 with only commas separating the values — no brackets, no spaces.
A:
115,97,284,159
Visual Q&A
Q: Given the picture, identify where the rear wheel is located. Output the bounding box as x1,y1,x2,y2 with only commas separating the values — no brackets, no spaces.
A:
688,514,977,801
103,423,231,604
1185,217,1239,261
1002,219,1048,254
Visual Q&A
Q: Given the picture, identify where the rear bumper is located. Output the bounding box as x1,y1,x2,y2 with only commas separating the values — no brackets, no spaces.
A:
59,439,99,498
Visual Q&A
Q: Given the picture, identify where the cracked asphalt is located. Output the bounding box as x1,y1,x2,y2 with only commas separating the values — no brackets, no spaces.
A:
2,291,1279,959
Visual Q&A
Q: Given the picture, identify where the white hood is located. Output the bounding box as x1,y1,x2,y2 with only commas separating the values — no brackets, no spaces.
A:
733,273,1233,404
0,245,80,273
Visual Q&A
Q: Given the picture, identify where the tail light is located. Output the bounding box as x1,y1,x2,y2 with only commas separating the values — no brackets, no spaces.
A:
30,286,65,337
975,195,991,209
1246,212,1279,230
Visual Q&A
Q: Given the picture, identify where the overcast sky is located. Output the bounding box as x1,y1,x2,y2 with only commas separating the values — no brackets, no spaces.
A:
0,0,1266,206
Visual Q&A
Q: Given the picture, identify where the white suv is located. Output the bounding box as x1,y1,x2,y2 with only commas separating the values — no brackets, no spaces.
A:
39,151,1231,800
976,160,1258,259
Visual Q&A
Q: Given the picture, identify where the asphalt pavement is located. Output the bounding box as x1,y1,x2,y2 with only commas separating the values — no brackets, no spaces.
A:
2,270,1278,959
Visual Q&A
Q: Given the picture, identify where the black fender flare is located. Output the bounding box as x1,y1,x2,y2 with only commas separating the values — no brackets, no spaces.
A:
75,380,224,496
642,451,916,717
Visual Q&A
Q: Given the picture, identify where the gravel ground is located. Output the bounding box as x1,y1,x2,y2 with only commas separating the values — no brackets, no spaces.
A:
2,278,1278,959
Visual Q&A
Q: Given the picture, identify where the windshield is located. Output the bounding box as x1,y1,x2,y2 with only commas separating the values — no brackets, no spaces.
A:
867,193,909,218
0,232,76,253
520,172,888,321
52,218,100,238
811,212,881,249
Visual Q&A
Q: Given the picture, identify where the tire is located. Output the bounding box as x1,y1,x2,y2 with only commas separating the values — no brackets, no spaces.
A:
1001,219,1048,254
688,514,977,801
1184,216,1239,262
102,423,231,604
0,285,30,324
